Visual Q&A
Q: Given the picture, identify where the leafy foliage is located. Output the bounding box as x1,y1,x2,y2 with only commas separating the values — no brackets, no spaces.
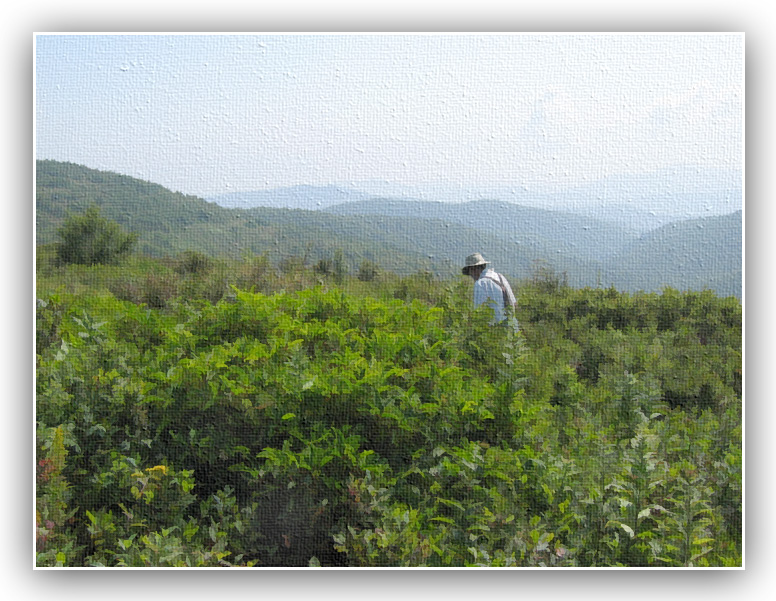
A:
35,257,742,567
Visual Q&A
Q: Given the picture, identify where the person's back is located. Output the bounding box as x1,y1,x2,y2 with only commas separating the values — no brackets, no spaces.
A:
462,253,517,325
475,267,516,323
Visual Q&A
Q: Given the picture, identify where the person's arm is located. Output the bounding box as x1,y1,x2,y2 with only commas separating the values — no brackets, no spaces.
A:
473,280,488,308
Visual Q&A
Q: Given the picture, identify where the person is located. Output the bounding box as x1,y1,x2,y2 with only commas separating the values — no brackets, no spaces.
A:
462,252,517,326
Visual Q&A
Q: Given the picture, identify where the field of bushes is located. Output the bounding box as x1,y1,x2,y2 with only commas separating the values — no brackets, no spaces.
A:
35,249,742,567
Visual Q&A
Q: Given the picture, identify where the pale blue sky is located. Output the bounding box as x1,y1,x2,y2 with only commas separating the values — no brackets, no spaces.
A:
35,33,743,198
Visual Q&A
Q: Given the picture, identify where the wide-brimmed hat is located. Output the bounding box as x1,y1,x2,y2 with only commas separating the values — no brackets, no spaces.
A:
462,252,489,275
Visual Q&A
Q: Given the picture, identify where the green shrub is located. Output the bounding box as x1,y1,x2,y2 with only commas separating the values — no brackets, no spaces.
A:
56,206,138,266
35,263,742,567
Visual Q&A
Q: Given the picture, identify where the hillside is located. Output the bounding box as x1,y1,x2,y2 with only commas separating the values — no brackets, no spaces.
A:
35,160,428,273
35,160,742,296
602,211,742,298
324,197,641,265
207,185,372,211
34,160,599,283
208,165,742,233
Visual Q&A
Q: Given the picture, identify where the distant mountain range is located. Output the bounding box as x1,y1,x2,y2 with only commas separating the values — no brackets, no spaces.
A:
321,197,742,297
208,185,373,211
207,165,742,233
323,198,641,266
601,211,742,297
36,160,742,297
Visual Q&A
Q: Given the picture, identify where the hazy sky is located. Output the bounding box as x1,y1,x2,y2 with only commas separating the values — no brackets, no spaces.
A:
35,33,743,198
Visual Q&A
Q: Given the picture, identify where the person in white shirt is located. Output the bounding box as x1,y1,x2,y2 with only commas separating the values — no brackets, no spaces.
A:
461,252,517,326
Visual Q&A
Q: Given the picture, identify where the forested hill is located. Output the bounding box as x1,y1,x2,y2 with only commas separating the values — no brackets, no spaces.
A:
324,198,641,266
35,160,742,297
325,198,741,297
35,160,595,282
602,211,742,298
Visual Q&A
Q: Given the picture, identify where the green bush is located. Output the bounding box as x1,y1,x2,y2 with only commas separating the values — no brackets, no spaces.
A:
56,206,138,266
35,263,742,567
357,259,380,282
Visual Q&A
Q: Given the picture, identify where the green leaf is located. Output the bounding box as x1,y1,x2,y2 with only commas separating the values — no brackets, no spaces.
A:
605,520,635,538
437,498,465,511
183,523,199,541
281,413,296,420
693,538,715,545
430,517,456,524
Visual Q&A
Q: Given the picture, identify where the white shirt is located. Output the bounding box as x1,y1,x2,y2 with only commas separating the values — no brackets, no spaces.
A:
474,268,516,323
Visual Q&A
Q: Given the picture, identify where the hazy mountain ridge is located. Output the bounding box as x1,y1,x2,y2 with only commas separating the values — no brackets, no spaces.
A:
208,185,373,211
37,160,584,278
602,211,742,297
207,165,742,234
323,197,641,264
518,166,742,227
36,160,742,297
